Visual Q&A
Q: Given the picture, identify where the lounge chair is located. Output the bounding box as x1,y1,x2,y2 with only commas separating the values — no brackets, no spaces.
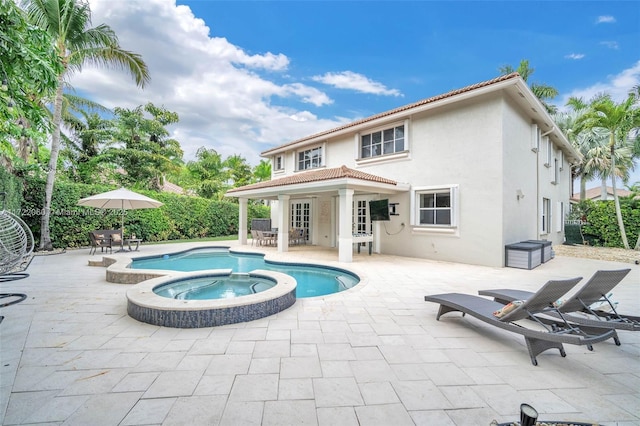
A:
479,269,637,333
424,277,617,365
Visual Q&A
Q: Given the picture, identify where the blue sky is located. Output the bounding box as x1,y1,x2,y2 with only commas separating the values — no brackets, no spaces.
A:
74,0,640,188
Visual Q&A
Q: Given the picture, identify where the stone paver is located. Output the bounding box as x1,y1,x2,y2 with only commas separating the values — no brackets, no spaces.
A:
0,241,638,425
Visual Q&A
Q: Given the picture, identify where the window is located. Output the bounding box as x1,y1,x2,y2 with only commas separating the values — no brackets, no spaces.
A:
354,199,370,234
297,146,322,170
542,198,551,234
552,159,559,184
274,155,284,171
556,201,564,232
531,124,540,152
360,125,404,159
417,189,453,226
545,137,552,167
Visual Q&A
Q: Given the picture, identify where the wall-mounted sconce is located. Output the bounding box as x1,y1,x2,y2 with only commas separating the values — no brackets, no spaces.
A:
389,202,399,216
516,189,525,201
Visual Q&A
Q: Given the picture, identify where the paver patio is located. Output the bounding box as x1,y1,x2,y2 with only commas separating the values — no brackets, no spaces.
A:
1,241,638,425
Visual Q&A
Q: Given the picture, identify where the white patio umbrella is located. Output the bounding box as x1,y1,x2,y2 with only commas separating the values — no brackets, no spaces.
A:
78,187,163,251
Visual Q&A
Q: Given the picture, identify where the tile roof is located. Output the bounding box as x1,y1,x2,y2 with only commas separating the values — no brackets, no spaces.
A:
262,72,521,155
571,186,633,201
227,165,397,193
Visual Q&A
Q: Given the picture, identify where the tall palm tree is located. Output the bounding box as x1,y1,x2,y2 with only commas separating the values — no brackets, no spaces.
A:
25,0,150,250
499,59,559,114
575,94,640,249
558,96,615,200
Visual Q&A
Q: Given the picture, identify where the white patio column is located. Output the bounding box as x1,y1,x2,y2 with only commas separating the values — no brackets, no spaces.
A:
338,188,354,262
277,194,290,252
238,197,248,245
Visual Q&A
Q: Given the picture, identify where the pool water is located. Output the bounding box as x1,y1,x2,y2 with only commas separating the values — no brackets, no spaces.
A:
154,274,276,300
131,247,360,298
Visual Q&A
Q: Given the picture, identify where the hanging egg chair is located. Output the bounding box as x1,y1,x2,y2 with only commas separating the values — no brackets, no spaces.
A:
0,209,34,279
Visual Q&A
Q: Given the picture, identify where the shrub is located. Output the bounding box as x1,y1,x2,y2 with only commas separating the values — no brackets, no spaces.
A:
582,198,640,248
20,178,270,249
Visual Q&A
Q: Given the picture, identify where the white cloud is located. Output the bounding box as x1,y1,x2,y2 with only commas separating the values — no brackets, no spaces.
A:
596,15,616,24
559,60,640,106
599,41,619,50
312,71,402,97
68,0,343,164
565,53,585,60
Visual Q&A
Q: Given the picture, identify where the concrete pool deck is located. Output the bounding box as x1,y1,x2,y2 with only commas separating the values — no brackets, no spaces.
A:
1,241,638,425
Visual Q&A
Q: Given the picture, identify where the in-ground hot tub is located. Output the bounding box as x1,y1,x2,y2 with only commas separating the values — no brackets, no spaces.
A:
126,269,296,328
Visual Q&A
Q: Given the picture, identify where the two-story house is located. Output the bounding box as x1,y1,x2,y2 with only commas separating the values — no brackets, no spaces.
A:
226,73,580,267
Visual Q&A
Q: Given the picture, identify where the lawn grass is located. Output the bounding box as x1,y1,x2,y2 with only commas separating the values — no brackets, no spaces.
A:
151,235,239,245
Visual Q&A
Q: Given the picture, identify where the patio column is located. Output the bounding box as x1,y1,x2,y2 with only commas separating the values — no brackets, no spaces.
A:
338,188,354,262
238,197,248,245
277,194,290,252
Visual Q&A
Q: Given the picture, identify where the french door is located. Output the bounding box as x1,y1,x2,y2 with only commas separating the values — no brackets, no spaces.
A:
290,201,310,243
353,197,372,235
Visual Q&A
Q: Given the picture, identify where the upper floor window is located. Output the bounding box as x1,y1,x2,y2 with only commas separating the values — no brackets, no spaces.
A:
545,137,552,167
297,146,322,170
274,155,284,171
360,125,404,159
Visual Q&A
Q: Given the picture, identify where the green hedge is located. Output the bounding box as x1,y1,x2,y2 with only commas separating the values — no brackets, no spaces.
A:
581,199,640,248
20,177,270,249
0,166,24,212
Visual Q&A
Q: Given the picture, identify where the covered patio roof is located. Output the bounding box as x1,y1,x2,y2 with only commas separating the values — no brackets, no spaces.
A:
226,165,410,199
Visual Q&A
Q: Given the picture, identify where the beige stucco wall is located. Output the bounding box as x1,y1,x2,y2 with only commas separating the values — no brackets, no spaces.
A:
368,94,506,266
268,91,573,267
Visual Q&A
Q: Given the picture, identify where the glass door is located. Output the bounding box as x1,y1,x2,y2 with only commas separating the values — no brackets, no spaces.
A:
353,198,371,235
290,201,311,243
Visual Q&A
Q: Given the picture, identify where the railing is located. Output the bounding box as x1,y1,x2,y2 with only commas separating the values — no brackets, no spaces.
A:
565,220,588,226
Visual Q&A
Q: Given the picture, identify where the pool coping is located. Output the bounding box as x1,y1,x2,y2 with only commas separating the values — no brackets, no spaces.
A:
126,268,297,311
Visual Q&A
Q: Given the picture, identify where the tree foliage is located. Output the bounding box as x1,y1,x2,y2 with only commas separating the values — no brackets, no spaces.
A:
574,93,640,249
0,0,61,166
24,0,150,250
499,59,559,114
104,102,183,189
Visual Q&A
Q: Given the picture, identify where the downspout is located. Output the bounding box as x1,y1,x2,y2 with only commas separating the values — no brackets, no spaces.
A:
541,126,555,138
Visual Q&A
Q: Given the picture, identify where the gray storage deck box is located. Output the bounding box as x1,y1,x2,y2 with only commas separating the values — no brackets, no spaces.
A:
521,239,552,263
505,242,542,269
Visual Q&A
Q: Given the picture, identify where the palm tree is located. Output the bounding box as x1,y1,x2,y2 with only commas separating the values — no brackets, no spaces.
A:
252,159,272,183
186,147,227,199
61,108,114,183
575,94,640,249
25,0,150,250
499,59,559,114
558,96,621,201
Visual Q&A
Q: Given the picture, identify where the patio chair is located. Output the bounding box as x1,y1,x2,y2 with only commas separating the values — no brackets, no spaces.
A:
424,277,617,365
289,228,298,246
297,228,307,245
250,229,259,246
89,231,113,255
479,269,637,333
255,230,275,246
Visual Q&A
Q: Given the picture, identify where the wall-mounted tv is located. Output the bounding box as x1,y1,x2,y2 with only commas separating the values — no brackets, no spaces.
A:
369,199,390,221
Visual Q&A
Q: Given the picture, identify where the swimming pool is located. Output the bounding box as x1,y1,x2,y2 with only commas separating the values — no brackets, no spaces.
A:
131,247,360,298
